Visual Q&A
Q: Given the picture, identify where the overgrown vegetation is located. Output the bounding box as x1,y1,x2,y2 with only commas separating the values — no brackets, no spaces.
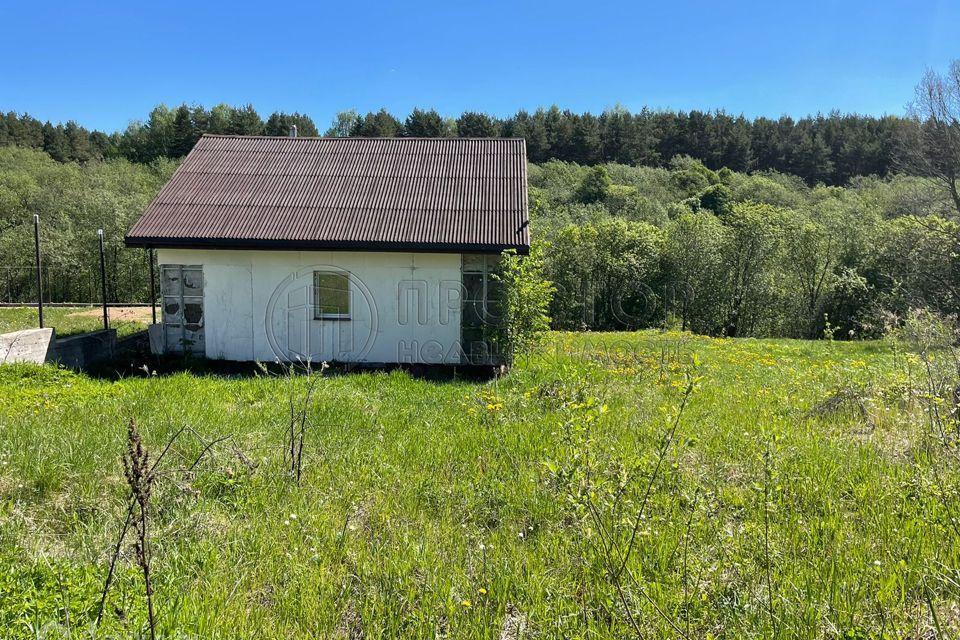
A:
493,248,554,365
0,149,174,303
531,158,960,338
1,331,959,637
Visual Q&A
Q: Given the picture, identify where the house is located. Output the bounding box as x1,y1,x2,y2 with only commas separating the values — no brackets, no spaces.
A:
125,134,529,365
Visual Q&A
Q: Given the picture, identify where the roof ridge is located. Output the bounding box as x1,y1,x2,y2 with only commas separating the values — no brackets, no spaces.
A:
200,134,527,141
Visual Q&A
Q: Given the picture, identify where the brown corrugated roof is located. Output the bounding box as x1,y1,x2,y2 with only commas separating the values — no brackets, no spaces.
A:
125,135,529,253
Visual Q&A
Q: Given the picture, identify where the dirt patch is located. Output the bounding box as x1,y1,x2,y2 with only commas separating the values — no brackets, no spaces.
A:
67,306,155,323
499,605,530,640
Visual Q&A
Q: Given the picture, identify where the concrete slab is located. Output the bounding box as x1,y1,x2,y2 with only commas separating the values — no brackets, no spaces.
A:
0,328,55,365
53,329,116,369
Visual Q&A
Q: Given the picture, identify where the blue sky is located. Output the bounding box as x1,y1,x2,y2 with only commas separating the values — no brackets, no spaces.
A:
1,0,957,132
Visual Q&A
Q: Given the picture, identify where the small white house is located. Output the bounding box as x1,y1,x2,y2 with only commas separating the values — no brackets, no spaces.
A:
125,135,529,365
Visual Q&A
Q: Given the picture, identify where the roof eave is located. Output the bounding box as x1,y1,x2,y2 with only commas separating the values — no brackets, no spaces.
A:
124,236,530,255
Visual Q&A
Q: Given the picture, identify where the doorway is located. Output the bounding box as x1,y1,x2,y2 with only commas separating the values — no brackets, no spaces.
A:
160,264,204,354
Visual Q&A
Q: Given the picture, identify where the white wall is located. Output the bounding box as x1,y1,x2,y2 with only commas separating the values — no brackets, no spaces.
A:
155,249,464,364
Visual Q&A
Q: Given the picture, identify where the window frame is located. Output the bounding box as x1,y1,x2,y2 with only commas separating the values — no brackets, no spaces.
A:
313,270,352,321
460,254,501,361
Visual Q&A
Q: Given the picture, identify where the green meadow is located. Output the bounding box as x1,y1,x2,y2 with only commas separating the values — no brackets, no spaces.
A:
1,332,957,638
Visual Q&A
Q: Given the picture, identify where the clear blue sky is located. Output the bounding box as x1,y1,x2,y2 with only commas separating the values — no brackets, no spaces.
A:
1,0,956,133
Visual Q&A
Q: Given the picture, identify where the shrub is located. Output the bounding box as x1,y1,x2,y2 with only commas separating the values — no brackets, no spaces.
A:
493,248,554,365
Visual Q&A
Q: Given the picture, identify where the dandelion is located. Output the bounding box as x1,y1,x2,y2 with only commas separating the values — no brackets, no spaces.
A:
518,532,524,539
283,520,290,526
289,513,297,520
478,588,487,595
461,599,472,608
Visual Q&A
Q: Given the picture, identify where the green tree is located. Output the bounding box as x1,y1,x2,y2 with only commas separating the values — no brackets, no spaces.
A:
542,223,598,329
265,112,319,137
670,156,720,196
89,131,115,158
505,110,549,161
542,219,662,330
190,105,210,136
41,123,69,162
782,216,836,337
170,104,199,157
720,202,790,336
456,112,500,137
575,165,611,203
404,108,448,137
569,113,602,164
351,109,403,137
698,183,732,217
227,104,264,136
65,121,95,161
144,105,175,159
869,215,960,318
208,104,235,134
325,110,359,137
662,212,728,332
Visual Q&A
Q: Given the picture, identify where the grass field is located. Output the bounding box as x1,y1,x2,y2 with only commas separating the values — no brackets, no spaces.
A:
0,306,153,339
1,331,958,638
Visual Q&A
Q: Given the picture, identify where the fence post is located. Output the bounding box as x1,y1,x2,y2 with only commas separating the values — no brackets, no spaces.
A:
98,229,108,331
33,214,44,328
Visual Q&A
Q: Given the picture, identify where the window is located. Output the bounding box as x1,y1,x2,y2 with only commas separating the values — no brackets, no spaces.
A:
314,271,351,319
461,254,501,363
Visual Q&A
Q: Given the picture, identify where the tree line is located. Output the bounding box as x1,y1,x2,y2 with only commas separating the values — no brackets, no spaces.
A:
0,105,318,165
1,103,914,186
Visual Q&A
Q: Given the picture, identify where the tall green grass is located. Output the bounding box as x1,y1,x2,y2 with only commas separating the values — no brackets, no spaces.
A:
0,332,957,638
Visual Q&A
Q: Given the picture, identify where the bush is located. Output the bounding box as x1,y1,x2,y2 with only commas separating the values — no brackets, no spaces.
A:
493,248,554,364
575,165,611,203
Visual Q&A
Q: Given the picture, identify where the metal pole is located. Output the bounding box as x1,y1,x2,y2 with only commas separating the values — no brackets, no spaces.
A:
98,229,108,331
149,248,157,324
33,214,43,328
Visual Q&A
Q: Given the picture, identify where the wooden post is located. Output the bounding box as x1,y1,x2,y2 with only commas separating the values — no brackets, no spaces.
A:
149,248,157,324
98,229,108,331
33,214,43,328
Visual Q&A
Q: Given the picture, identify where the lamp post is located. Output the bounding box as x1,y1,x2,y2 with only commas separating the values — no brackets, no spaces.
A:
98,229,108,331
33,214,43,328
